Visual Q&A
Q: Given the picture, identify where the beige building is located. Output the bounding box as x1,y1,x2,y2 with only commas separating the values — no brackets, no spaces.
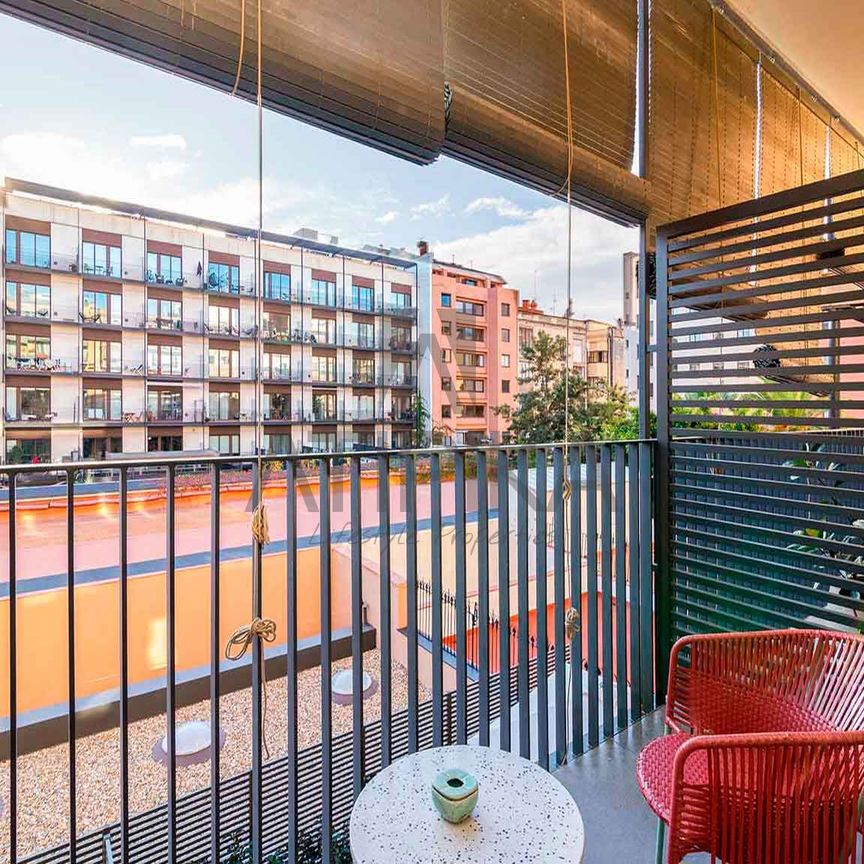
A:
516,300,625,390
1,178,421,462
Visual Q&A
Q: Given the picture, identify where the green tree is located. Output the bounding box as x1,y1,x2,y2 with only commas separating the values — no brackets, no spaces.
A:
496,331,636,443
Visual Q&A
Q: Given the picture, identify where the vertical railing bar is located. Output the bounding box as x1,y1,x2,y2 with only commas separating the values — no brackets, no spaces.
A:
165,464,176,864
405,455,419,753
477,451,490,747
639,442,655,712
553,447,567,766
119,468,130,864
535,448,549,768
600,445,614,740
569,446,584,756
614,444,628,731
350,456,365,795
586,445,599,749
208,464,220,864
497,450,511,752
377,454,392,766
8,473,17,864
454,450,467,744
66,470,77,864
319,458,333,863
627,444,643,722
516,449,530,759
285,459,298,857
430,453,444,746
250,462,263,864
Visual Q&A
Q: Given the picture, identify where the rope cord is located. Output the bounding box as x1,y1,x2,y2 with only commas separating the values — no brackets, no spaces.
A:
224,617,277,758
711,8,723,207
230,0,246,97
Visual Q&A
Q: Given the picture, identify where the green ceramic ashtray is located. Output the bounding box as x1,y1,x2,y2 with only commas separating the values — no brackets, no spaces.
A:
431,767,479,823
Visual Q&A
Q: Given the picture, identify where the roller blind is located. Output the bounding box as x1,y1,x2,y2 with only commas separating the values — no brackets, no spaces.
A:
759,71,803,196
3,0,445,164
442,0,648,224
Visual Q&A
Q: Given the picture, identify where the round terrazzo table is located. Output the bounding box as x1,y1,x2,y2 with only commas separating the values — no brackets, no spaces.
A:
349,744,585,863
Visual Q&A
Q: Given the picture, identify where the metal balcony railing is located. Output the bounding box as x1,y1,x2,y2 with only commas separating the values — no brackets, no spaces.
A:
0,441,656,864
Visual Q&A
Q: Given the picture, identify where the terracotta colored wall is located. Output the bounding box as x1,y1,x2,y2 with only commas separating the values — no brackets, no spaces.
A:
0,545,350,718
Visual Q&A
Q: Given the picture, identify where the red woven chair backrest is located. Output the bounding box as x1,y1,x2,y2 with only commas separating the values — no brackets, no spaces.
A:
679,630,864,735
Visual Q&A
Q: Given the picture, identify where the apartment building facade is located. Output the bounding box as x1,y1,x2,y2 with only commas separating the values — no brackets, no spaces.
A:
421,260,518,445
1,179,422,463
517,300,625,390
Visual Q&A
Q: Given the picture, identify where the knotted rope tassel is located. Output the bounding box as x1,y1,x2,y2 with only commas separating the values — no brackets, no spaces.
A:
225,616,277,758
251,502,270,545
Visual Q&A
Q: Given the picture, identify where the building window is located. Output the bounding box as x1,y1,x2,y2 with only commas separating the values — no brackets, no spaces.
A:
6,437,50,463
264,391,291,421
502,354,511,367
263,311,291,341
83,435,123,460
519,328,533,347
441,348,451,362
6,229,50,268
502,379,510,393
501,328,510,343
351,284,375,312
462,278,478,286
148,297,182,330
441,405,451,419
208,348,239,378
83,339,122,373
147,251,182,284
208,391,240,421
147,343,182,376
456,351,485,367
5,386,50,420
148,433,182,452
352,430,376,450
6,334,51,368
456,326,484,342
310,431,337,452
458,378,485,393
207,262,240,294
208,305,238,336
82,241,122,278
83,388,121,421
352,393,376,420
83,290,122,325
441,377,451,391
312,354,338,383
456,299,484,316
501,302,510,316
441,321,451,335
312,392,338,421
147,389,183,421
588,350,608,363
265,432,292,455
309,278,337,306
210,433,240,455
456,404,485,418
6,280,50,318
440,293,451,308
390,361,412,385
389,324,410,350
264,271,291,301
264,352,292,380
352,357,376,385
389,290,411,309
310,317,338,345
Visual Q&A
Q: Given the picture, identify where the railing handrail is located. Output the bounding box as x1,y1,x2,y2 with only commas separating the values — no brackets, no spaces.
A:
0,439,657,473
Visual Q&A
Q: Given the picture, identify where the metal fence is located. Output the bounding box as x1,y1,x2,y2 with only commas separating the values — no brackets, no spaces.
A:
1,441,655,864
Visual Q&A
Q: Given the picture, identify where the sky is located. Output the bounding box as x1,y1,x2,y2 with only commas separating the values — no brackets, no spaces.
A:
0,14,637,322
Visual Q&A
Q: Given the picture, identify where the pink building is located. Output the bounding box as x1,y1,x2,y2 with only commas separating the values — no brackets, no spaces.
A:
429,261,518,445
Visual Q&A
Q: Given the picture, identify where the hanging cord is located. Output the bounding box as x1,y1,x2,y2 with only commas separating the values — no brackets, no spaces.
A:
711,8,723,207
230,0,247,97
225,616,277,758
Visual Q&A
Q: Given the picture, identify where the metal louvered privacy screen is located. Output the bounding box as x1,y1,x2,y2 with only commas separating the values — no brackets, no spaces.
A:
656,169,864,653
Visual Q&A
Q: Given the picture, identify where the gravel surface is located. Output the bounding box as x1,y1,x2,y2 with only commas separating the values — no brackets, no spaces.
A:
0,650,428,862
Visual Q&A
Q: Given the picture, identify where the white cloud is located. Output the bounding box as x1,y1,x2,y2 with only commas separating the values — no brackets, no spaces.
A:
435,205,637,322
146,160,188,181
465,196,528,219
376,209,399,225
410,194,450,220
129,134,187,151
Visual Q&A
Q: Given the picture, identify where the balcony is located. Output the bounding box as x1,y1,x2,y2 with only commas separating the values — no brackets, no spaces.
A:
4,356,77,374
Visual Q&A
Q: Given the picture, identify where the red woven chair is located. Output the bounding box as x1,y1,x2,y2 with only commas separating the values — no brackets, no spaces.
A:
637,629,864,864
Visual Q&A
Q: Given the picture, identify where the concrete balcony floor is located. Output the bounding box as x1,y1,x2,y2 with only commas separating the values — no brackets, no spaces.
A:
554,710,710,864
